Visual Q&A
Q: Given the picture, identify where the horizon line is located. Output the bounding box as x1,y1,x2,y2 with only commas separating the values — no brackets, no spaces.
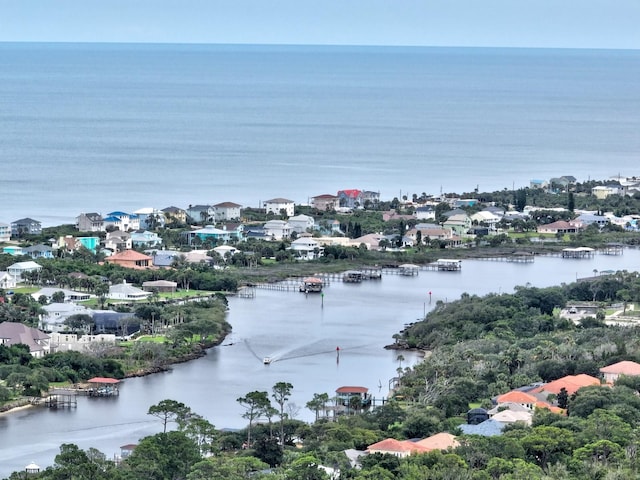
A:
0,40,638,52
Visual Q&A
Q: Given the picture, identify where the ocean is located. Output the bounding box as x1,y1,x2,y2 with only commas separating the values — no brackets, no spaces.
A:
1,43,639,226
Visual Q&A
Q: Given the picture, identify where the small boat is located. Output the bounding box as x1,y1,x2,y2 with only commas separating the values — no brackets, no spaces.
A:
263,357,272,365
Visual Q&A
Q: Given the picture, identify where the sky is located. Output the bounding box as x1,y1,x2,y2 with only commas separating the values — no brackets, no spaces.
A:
1,0,639,49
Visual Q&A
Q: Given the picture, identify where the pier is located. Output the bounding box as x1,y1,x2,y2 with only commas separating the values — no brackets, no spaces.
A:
473,252,535,263
561,247,596,259
45,389,78,409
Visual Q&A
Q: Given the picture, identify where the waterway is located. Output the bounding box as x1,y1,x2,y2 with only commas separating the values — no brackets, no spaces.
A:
1,250,639,476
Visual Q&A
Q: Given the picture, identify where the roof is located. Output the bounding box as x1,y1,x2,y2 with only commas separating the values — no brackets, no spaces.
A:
491,410,533,424
214,201,242,208
336,386,368,394
338,189,362,198
367,438,430,454
0,322,50,353
496,390,538,404
105,250,153,261
459,419,505,437
9,261,43,270
600,360,640,376
141,280,178,287
530,374,601,396
415,433,459,451
87,377,120,384
264,198,294,203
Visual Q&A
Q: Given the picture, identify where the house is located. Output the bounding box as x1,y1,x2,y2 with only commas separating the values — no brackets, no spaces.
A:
7,261,42,282
530,179,548,189
529,374,601,397
337,190,362,209
49,332,116,352
352,233,387,251
108,281,152,300
2,246,24,256
443,214,472,235
57,236,100,254
599,361,640,383
495,390,538,409
536,220,578,235
130,231,163,248
263,220,292,240
0,272,16,289
23,244,55,259
335,386,371,409
39,303,93,332
133,207,166,230
491,410,533,426
161,206,188,225
104,250,153,269
382,210,415,222
76,212,105,232
211,202,242,221
183,225,233,246
103,211,140,231
264,198,295,217
142,280,177,293
366,438,430,458
361,190,380,206
288,214,315,234
592,185,623,200
11,218,42,237
415,206,436,220
414,433,460,451
574,213,609,228
311,194,339,212
0,222,12,242
0,322,51,357
31,287,91,303
470,211,502,229
103,231,132,252
289,237,324,260
212,245,239,260
186,205,213,224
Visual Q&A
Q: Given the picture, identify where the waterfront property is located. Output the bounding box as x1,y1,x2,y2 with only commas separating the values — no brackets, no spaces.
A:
561,247,595,259
0,322,51,357
104,250,153,269
335,386,372,410
87,377,121,397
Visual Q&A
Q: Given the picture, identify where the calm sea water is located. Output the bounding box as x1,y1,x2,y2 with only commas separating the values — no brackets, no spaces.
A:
1,43,639,226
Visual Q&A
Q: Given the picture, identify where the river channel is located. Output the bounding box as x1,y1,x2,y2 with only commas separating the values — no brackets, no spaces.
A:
1,249,639,476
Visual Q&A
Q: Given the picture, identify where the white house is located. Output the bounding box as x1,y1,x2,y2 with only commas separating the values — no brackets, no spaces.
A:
0,322,51,357
49,332,116,352
39,303,93,332
288,214,315,234
212,245,239,260
108,281,152,300
470,211,502,230
0,222,11,242
263,198,295,217
210,202,242,221
263,220,292,240
103,211,140,232
592,185,622,200
131,230,163,247
7,261,42,282
289,237,324,260
0,272,16,289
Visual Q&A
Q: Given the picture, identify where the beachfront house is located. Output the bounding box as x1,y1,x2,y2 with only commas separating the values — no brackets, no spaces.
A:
133,207,166,230
11,218,42,237
210,202,242,221
0,222,10,242
337,189,362,209
186,205,213,224
263,198,295,217
103,211,140,232
76,212,105,232
311,194,339,212
161,206,188,225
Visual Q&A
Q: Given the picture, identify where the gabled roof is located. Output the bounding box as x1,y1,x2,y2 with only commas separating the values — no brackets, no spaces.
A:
214,202,242,208
9,261,42,270
312,194,338,199
12,218,41,224
0,322,49,353
491,410,532,424
459,419,504,437
338,189,361,198
264,198,294,203
600,361,640,376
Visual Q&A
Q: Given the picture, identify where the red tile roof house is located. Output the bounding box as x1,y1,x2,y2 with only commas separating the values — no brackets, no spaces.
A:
104,250,153,269
600,361,640,383
529,374,601,399
366,438,431,458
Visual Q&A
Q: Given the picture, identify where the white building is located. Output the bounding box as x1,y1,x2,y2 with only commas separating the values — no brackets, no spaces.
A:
0,222,11,242
288,214,315,234
263,198,295,217
7,261,42,282
40,303,93,332
50,332,116,352
263,220,292,240
0,272,16,289
210,202,242,221
289,237,324,260
108,281,152,300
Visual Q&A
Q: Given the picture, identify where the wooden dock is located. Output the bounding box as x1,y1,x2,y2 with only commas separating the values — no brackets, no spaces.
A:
45,389,78,408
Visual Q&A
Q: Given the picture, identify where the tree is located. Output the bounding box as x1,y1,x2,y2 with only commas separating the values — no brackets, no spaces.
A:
306,392,330,421
124,431,200,480
272,381,293,446
237,390,271,446
556,387,569,409
147,399,192,433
